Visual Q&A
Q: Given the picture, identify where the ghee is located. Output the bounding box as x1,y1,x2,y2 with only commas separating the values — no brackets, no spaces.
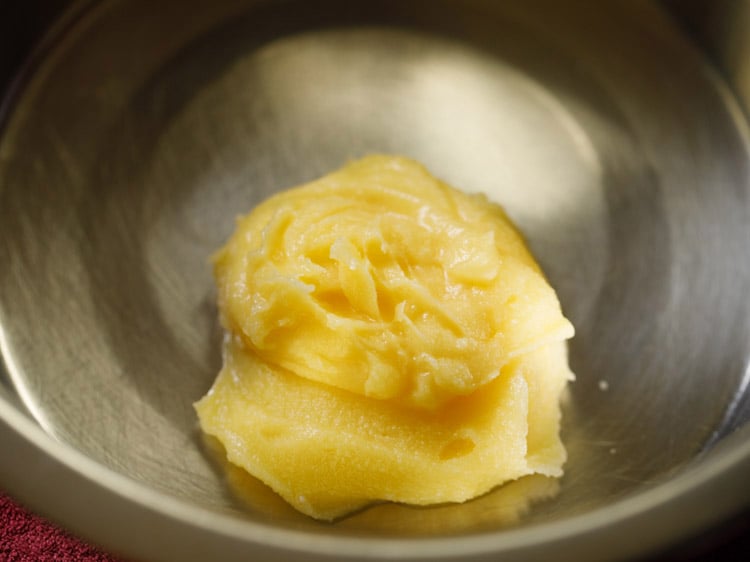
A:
195,155,574,520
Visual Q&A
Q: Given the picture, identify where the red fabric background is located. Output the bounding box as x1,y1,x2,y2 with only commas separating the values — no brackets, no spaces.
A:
0,494,117,562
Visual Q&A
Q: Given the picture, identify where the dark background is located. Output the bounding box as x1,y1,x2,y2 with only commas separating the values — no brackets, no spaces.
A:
0,0,71,98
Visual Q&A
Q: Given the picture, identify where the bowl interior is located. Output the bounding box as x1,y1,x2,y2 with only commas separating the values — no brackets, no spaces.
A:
1,0,750,547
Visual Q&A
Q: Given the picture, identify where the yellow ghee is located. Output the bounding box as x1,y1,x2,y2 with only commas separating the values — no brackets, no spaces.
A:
195,155,574,520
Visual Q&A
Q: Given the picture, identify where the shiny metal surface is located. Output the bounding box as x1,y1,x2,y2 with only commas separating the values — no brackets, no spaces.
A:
666,0,750,118
1,0,749,560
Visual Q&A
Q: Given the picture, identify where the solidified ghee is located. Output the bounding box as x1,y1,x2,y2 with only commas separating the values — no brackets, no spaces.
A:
195,155,574,520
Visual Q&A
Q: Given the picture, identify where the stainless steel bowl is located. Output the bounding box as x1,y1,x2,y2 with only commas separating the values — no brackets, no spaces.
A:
1,1,749,560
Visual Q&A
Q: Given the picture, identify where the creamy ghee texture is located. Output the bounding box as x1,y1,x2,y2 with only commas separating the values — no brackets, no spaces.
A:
195,155,574,520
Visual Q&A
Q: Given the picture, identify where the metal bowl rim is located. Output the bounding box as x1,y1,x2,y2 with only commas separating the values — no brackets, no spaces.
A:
3,392,750,561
